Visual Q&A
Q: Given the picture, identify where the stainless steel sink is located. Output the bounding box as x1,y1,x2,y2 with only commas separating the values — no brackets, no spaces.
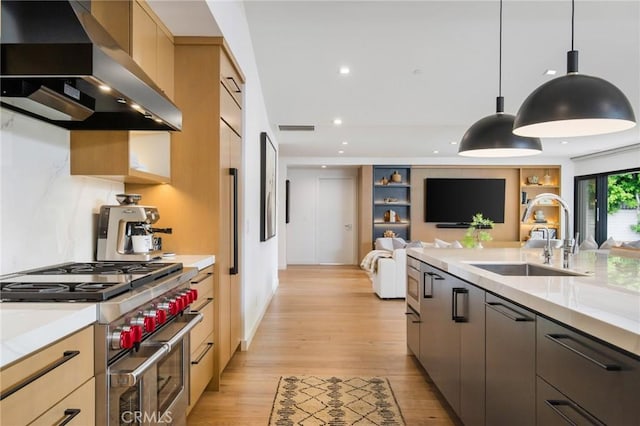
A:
469,263,584,277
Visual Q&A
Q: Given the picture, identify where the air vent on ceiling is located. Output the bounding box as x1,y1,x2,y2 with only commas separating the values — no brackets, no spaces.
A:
278,125,315,131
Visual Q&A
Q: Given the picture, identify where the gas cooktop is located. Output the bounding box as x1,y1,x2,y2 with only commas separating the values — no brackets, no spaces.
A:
0,261,183,302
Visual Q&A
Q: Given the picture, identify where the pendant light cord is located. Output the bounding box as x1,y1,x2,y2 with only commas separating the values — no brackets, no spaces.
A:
571,0,575,50
498,0,503,98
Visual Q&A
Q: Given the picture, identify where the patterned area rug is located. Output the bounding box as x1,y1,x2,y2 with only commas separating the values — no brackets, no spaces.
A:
268,376,406,426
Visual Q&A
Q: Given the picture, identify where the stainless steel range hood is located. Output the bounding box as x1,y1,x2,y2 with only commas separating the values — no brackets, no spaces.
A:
0,0,182,131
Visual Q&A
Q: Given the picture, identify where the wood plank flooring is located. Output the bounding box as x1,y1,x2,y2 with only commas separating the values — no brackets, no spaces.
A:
187,265,457,425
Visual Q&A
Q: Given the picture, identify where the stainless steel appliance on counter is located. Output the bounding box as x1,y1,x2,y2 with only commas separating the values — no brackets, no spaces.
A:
97,194,172,262
0,261,201,426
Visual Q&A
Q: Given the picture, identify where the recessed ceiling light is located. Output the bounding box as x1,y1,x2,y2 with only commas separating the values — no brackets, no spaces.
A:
341,141,348,145
98,84,111,92
339,66,350,75
131,103,142,111
561,140,569,144
543,69,557,76
450,141,458,145
116,98,127,104
433,150,439,154
333,118,342,125
338,150,344,154
154,118,163,123
321,165,327,168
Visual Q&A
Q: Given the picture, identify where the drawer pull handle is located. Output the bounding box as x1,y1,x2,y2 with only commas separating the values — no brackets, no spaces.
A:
190,297,214,313
404,312,422,323
545,400,605,426
545,334,622,371
452,287,468,322
422,272,433,298
192,342,214,365
0,350,80,401
191,271,213,284
58,408,81,426
226,76,242,93
426,272,444,280
485,302,533,322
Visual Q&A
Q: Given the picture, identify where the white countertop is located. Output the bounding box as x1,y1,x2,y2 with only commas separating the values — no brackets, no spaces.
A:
156,254,215,270
0,303,97,368
407,247,640,358
0,254,214,369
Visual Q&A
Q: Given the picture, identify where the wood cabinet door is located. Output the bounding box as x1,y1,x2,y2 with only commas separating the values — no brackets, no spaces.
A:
229,129,242,356
156,26,174,99
131,0,158,81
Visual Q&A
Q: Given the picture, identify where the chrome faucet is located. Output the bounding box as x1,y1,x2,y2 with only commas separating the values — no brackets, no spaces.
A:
522,193,575,268
536,225,553,264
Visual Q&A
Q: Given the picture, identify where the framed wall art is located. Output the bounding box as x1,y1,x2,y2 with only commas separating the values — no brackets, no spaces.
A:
260,132,277,241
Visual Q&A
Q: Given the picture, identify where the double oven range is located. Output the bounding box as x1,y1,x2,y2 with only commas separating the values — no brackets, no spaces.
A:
0,261,202,425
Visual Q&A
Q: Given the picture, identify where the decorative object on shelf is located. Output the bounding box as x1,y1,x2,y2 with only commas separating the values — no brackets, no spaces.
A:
383,197,399,204
391,170,402,183
513,0,636,137
380,176,389,185
543,169,552,185
527,175,539,185
383,209,401,223
260,132,277,241
534,210,547,223
521,191,527,205
383,229,397,238
458,0,542,158
462,213,494,248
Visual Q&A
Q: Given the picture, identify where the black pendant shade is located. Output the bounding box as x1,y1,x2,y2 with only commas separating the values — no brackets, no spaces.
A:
459,97,542,157
513,52,636,137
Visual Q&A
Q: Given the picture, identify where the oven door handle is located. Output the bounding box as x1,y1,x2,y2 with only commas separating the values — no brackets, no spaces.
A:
162,312,203,351
110,345,169,387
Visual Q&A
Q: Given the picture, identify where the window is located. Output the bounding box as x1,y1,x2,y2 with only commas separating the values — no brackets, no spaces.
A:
574,168,640,246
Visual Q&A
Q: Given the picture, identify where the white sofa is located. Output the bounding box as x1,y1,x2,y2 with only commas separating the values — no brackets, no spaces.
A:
368,238,407,299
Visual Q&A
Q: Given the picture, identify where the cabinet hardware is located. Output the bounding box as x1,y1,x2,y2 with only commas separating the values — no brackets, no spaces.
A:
58,408,81,426
423,272,433,298
191,342,214,365
226,77,242,93
190,297,214,313
230,168,239,275
485,302,533,322
404,312,422,323
191,271,213,284
0,350,80,400
545,334,622,371
545,399,605,426
426,272,444,280
452,287,468,322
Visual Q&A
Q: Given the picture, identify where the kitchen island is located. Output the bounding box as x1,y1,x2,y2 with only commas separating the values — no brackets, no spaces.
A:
406,247,639,426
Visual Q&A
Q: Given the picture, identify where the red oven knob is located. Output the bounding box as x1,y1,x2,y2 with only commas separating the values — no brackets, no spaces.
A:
190,288,198,302
156,309,167,325
179,294,189,309
144,315,156,333
118,328,134,350
168,299,180,316
130,325,143,343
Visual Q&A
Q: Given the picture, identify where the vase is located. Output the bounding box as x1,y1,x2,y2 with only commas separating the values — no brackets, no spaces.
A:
391,171,402,183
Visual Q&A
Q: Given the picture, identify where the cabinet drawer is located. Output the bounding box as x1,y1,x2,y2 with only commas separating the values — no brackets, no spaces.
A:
220,52,243,106
537,316,640,425
189,332,214,412
0,326,94,425
190,266,214,310
536,377,604,426
190,296,214,353
220,83,242,136
406,306,420,357
29,378,95,426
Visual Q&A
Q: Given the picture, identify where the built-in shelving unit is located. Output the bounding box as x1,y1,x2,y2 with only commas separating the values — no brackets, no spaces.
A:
372,166,411,241
519,166,562,242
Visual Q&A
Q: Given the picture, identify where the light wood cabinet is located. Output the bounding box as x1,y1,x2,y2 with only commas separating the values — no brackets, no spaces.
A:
519,166,562,242
0,326,95,426
70,130,171,184
92,0,174,100
127,37,245,392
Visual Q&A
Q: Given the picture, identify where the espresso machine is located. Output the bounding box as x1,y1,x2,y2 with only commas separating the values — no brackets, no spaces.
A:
96,194,171,261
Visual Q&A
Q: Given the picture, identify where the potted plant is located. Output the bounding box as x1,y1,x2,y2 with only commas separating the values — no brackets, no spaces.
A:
462,213,494,248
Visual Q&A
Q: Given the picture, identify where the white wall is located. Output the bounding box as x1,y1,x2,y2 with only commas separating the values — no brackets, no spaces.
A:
204,1,278,349
572,144,640,176
0,109,124,274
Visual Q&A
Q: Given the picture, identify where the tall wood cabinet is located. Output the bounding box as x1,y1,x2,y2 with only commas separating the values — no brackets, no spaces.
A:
127,37,244,390
519,166,562,242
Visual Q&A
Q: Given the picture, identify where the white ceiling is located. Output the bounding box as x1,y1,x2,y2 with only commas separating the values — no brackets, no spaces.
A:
150,0,640,160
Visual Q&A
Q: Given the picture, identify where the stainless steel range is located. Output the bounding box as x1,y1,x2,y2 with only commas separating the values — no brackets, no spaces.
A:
0,261,201,426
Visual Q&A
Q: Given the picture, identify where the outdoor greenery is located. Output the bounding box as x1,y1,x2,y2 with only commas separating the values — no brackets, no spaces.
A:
462,213,494,248
608,173,640,233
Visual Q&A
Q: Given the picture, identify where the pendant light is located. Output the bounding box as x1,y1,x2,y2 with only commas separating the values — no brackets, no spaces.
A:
458,0,542,157
513,0,636,138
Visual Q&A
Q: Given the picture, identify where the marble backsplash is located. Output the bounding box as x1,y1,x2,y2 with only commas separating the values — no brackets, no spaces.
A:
0,109,124,274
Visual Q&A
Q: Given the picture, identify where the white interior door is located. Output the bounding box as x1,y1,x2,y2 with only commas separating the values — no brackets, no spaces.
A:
316,177,356,264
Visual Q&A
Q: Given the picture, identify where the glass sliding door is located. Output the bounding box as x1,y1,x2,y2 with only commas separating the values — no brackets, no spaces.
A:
575,178,597,245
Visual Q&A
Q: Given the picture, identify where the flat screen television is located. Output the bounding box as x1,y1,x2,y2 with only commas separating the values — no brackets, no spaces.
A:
425,178,506,224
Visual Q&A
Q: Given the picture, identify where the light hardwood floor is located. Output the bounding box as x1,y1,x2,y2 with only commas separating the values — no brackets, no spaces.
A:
187,265,457,425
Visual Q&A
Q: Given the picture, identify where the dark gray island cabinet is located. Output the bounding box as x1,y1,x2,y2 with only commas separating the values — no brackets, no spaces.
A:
407,255,640,426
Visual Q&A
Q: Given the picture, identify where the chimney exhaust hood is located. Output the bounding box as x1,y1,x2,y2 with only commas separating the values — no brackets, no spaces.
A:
0,0,182,131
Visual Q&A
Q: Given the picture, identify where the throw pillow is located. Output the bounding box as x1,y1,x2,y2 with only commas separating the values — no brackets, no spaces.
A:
405,240,424,249
434,238,451,248
451,240,463,248
392,237,407,249
621,240,640,249
599,236,619,249
579,235,598,250
375,238,394,251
